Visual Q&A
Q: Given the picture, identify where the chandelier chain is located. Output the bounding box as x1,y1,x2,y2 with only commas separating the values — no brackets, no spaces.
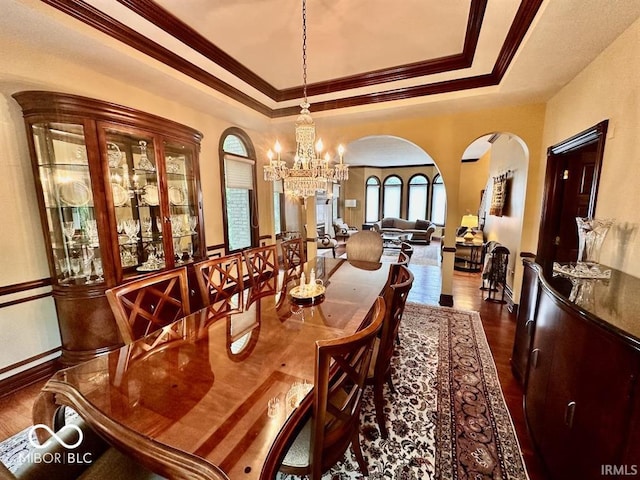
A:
262,0,348,198
302,0,308,103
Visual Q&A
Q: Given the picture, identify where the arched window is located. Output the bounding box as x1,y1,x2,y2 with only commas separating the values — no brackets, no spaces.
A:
220,128,257,252
407,174,430,221
430,174,446,225
382,175,403,219
365,176,381,223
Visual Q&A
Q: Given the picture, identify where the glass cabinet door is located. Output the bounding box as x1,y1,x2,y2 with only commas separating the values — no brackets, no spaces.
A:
103,128,165,278
165,140,202,266
32,122,105,286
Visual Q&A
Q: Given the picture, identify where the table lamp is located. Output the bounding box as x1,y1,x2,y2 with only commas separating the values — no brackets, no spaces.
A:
460,214,479,241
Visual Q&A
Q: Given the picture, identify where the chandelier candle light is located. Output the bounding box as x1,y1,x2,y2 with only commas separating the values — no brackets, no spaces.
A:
263,0,348,198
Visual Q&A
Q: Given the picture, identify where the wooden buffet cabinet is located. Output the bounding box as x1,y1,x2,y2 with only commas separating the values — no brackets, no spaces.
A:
13,91,205,366
515,261,640,479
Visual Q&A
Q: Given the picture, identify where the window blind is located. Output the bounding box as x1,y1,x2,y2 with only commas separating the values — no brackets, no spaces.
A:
224,154,254,190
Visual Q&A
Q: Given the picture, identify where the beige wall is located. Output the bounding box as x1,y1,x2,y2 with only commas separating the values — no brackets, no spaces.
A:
459,152,491,218
540,16,640,277
482,135,529,301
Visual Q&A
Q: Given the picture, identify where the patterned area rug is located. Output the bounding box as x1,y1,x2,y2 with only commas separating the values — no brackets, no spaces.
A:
1,305,527,480
278,303,528,480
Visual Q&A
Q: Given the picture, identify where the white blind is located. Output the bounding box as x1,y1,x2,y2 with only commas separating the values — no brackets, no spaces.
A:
224,154,254,190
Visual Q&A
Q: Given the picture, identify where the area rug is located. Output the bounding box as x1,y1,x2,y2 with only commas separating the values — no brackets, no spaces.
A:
278,303,528,480
1,305,528,480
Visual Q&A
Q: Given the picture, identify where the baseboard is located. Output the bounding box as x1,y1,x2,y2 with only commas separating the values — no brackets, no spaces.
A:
0,357,60,399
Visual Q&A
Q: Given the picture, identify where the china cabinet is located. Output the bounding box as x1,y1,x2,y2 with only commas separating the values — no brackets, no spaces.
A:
13,91,205,365
520,262,640,479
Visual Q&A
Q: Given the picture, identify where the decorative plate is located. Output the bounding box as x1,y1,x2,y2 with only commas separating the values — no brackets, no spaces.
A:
168,186,185,205
142,184,159,206
59,181,91,207
111,184,128,207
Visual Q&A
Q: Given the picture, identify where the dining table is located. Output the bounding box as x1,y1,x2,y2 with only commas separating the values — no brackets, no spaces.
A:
32,256,392,480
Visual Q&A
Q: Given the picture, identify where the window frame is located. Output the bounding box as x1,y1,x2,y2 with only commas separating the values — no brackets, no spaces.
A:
430,173,446,226
407,173,430,221
364,175,381,223
382,174,403,219
219,127,258,254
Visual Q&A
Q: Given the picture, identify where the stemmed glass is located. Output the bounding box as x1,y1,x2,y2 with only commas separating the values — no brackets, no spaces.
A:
63,221,76,245
70,258,81,279
156,216,163,234
189,215,198,234
123,219,140,243
184,243,193,262
93,258,104,282
141,217,152,237
84,219,99,247
174,238,184,264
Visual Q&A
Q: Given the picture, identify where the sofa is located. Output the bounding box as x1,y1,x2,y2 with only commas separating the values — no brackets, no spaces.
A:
373,217,436,244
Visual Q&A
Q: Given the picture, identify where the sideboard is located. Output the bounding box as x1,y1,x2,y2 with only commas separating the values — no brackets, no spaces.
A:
516,261,640,479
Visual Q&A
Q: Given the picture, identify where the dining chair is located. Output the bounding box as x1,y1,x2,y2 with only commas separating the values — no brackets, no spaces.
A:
281,237,306,280
194,254,244,316
243,244,279,306
345,230,383,263
400,241,414,262
279,296,386,480
368,264,414,438
105,267,190,344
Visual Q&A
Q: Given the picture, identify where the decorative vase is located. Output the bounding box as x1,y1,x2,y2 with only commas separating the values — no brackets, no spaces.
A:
576,217,613,266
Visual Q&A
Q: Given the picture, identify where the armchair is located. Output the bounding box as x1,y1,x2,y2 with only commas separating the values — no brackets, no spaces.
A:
332,217,358,241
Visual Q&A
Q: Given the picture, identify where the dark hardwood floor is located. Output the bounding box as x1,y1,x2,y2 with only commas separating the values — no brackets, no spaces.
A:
0,251,547,479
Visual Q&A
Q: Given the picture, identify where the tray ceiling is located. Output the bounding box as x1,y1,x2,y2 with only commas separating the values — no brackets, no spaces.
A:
5,0,640,121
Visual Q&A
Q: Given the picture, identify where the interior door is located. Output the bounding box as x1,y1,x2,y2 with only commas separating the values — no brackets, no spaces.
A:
553,145,598,263
536,121,607,272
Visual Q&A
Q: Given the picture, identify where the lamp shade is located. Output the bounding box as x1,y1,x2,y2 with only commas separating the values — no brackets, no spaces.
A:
345,199,357,208
460,214,479,229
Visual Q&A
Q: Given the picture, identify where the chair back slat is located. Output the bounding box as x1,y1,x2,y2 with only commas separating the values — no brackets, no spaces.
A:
106,267,190,344
243,245,279,305
194,254,244,316
281,237,305,280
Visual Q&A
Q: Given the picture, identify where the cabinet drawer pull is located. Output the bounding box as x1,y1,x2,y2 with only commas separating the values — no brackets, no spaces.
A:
525,319,534,334
564,401,576,428
531,348,540,368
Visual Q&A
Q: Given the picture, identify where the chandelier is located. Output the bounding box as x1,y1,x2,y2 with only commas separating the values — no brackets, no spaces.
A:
263,0,348,198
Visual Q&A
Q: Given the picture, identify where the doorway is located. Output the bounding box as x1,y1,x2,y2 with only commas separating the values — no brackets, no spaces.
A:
536,121,608,272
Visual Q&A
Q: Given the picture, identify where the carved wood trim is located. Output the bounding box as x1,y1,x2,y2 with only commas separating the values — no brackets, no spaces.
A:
41,0,543,116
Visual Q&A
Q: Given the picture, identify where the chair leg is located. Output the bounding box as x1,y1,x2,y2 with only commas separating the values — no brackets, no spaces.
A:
373,380,389,439
351,430,368,476
387,372,396,394
331,247,336,258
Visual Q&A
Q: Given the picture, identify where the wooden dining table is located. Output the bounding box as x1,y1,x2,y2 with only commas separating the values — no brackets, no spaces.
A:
32,256,391,480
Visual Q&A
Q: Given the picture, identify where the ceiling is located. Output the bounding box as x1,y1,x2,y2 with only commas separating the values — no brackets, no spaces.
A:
5,0,640,123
